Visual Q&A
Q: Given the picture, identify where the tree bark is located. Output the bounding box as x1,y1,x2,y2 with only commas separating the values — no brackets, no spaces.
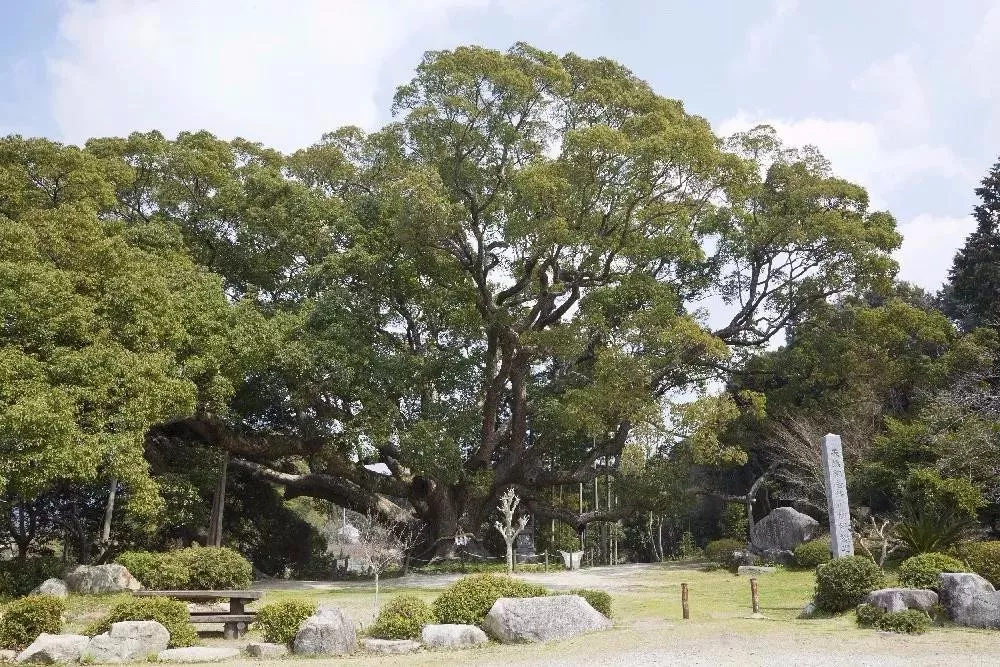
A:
207,453,228,547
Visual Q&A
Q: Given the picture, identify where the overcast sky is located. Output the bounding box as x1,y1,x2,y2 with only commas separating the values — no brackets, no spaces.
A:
3,0,998,294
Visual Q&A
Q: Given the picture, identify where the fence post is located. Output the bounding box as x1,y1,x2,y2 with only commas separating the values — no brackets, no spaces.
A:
751,577,760,615
681,582,690,620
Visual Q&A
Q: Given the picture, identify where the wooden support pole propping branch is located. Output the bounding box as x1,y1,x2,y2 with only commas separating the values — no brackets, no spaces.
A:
681,582,690,620
751,577,761,615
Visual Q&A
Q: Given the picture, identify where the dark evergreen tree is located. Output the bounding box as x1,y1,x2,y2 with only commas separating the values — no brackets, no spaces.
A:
945,157,1000,331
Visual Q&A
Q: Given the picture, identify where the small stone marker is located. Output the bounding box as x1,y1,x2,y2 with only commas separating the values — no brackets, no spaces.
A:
820,433,854,558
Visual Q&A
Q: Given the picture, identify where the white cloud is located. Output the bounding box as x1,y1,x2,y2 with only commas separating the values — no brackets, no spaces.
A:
738,0,799,71
852,53,929,137
894,214,976,292
717,113,971,209
970,3,1000,99
47,0,578,151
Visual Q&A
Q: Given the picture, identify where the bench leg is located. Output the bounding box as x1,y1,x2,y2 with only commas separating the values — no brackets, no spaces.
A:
223,621,248,640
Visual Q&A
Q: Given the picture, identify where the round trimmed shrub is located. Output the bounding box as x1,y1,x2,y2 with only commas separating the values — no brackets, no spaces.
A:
255,600,317,645
569,588,612,618
961,541,1000,587
873,609,931,634
855,602,885,628
433,574,548,626
368,595,436,640
704,539,745,570
794,537,832,569
88,597,197,648
814,556,886,613
116,551,190,590
177,547,253,590
0,595,65,650
898,552,965,590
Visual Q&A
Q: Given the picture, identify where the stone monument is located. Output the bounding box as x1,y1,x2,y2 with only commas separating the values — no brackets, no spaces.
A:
820,433,854,557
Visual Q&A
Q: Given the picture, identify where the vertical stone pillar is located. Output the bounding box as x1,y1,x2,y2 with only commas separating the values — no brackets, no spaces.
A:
820,433,854,558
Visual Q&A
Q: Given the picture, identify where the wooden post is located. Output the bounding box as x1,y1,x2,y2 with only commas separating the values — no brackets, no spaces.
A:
681,583,690,619
751,577,760,615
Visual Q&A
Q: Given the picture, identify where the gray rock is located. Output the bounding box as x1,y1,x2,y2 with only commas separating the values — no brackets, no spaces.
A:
865,588,938,614
245,642,289,658
362,638,421,654
292,606,356,656
750,507,820,553
156,647,240,663
737,565,777,576
759,549,796,566
800,601,817,618
82,620,170,663
15,633,89,664
420,624,489,648
483,595,612,644
939,572,1000,628
64,564,141,594
0,650,16,662
29,579,67,599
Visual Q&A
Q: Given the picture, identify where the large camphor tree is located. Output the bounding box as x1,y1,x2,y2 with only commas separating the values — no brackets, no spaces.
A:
2,43,900,559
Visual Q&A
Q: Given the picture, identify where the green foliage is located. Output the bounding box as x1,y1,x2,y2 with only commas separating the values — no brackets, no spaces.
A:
569,589,612,618
814,556,887,613
794,537,832,569
114,547,252,590
88,597,197,648
898,553,965,590
894,505,975,555
718,504,749,541
677,531,702,560
960,541,1000,587
116,551,189,590
177,546,253,590
854,603,885,628
432,574,548,626
0,595,64,650
704,539,745,570
0,556,65,598
367,595,436,640
873,609,931,634
255,600,317,645
898,469,983,521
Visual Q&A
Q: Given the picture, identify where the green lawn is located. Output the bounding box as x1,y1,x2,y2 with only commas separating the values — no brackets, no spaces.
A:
56,563,1000,666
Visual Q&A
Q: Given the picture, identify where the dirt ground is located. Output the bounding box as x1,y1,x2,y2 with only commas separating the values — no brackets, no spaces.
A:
205,563,999,666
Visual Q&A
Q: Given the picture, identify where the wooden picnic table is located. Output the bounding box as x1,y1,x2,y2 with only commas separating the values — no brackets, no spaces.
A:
134,590,262,639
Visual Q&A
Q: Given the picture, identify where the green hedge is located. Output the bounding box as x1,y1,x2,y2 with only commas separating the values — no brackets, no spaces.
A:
255,600,317,645
0,595,65,650
368,595,436,640
874,609,931,634
570,588,612,618
88,597,197,648
961,541,1000,587
794,538,832,569
703,539,746,570
0,556,66,598
898,552,964,590
433,574,547,626
814,556,886,613
115,547,252,590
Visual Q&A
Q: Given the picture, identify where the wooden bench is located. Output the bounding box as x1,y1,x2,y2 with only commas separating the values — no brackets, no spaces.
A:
134,590,262,639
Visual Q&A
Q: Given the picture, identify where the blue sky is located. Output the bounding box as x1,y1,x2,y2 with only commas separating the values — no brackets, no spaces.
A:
3,0,999,292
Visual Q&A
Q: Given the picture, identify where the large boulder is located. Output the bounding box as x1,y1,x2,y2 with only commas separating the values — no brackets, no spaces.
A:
865,588,938,614
939,572,1000,628
28,580,67,599
82,621,170,663
64,564,141,594
292,606,356,656
750,507,819,553
15,634,89,664
483,595,612,644
420,624,488,648
156,647,240,663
